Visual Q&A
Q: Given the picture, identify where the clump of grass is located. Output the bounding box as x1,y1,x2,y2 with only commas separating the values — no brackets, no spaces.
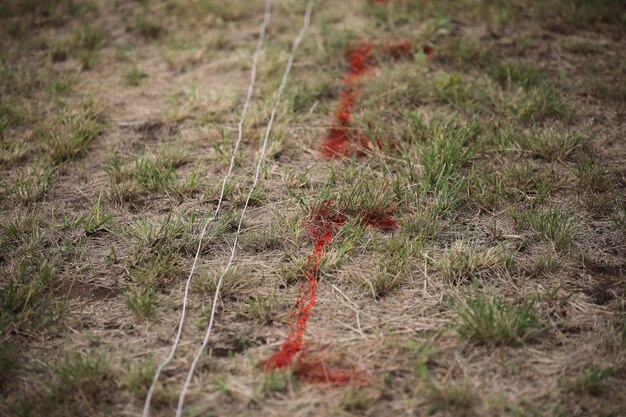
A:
241,222,284,253
105,144,192,197
0,165,53,205
123,357,156,399
0,344,17,386
47,101,104,164
517,126,584,161
134,16,163,39
423,382,476,416
129,252,182,290
576,158,613,193
0,260,60,331
403,200,442,242
341,388,376,413
365,234,416,299
124,288,157,319
433,241,511,284
457,293,544,346
244,293,276,323
336,174,396,228
122,358,156,399
0,213,47,256
525,208,578,251
194,266,247,300
513,82,573,123
490,59,544,90
291,79,333,114
500,162,558,205
40,354,114,417
561,365,614,395
262,369,294,394
415,117,478,192
124,67,148,86
73,25,106,70
51,40,71,62
73,193,113,235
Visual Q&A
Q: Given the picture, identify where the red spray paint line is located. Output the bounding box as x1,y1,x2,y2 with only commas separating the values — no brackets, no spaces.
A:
264,200,396,383
264,200,346,374
320,40,415,159
320,43,375,159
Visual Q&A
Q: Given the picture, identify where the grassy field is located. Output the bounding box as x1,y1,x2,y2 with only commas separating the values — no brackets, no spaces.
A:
1,0,625,416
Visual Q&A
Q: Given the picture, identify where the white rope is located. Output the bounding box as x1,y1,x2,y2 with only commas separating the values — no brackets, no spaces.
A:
141,2,273,416
174,2,315,416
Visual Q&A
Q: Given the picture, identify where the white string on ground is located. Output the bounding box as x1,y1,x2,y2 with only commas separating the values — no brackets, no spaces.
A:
141,2,273,416
174,2,315,416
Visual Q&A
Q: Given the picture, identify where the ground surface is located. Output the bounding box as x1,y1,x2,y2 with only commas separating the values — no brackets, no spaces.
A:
1,1,625,416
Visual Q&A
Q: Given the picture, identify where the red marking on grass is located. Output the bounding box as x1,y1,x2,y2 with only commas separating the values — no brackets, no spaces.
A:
361,212,398,232
320,40,413,159
264,200,346,374
384,39,412,59
293,349,367,386
320,43,375,159
264,200,395,383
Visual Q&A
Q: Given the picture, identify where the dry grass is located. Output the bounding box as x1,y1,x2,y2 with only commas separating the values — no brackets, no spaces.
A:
0,1,624,417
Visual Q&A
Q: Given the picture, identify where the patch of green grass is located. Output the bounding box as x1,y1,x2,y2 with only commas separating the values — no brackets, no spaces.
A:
73,193,113,235
194,266,247,300
124,66,148,86
127,211,230,264
517,126,584,161
41,354,114,417
560,365,614,395
262,369,294,394
513,82,573,124
576,158,613,193
365,234,416,299
403,199,443,242
402,336,439,379
437,35,489,70
291,78,333,114
341,388,376,413
423,382,476,417
241,222,284,253
129,252,183,290
50,40,71,62
47,101,104,164
490,59,544,90
134,16,163,39
336,174,397,226
124,288,157,319
525,208,578,251
0,165,53,205
0,213,47,257
106,144,191,197
498,162,558,206
0,344,18,387
433,241,512,284
73,25,106,70
457,293,544,346
244,293,276,324
414,117,478,192
123,357,156,399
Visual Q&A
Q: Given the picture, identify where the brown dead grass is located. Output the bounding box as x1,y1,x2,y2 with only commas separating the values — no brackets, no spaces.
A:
0,1,624,417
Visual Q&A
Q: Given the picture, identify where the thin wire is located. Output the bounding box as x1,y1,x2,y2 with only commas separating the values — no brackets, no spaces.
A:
174,2,315,416
141,2,273,416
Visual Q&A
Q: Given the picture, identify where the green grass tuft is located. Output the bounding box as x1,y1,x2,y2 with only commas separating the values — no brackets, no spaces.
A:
457,293,544,346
